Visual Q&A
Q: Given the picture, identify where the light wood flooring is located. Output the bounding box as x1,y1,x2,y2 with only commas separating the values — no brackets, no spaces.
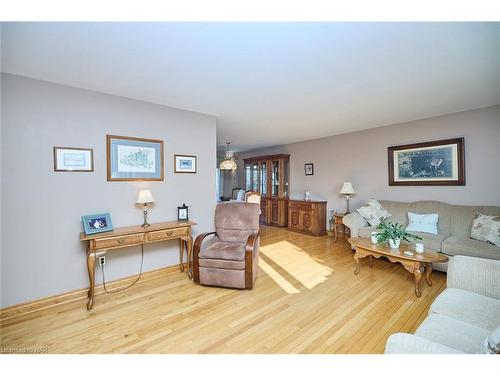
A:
0,226,446,354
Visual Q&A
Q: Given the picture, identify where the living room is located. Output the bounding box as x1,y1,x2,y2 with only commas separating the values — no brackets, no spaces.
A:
1,1,499,373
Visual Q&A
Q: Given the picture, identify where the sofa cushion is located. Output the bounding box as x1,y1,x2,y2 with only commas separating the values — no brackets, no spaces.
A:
359,226,376,239
215,202,260,243
429,288,500,331
442,236,500,260
407,201,452,236
406,212,439,234
357,202,391,227
450,205,500,239
415,313,489,353
200,241,246,261
198,258,245,270
406,231,448,252
471,213,500,247
378,200,410,226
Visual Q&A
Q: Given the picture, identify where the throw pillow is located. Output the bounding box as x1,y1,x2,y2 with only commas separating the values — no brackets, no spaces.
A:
357,201,391,227
471,213,500,247
406,212,439,235
482,325,500,354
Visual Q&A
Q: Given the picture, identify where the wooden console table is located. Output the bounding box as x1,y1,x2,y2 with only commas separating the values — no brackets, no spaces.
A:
80,220,196,310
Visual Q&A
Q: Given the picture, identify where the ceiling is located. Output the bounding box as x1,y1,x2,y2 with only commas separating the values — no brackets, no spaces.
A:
2,22,499,152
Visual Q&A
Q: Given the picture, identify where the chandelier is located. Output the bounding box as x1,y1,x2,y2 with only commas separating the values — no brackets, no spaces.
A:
220,141,237,171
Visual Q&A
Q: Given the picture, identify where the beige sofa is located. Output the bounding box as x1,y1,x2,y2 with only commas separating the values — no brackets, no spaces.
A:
343,200,500,272
385,256,500,354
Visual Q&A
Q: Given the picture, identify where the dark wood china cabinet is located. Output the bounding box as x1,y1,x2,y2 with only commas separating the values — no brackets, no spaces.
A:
243,154,290,227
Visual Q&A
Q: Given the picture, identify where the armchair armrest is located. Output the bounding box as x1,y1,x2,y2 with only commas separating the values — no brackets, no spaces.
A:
385,333,463,354
244,231,260,289
447,255,500,300
192,232,217,283
342,211,368,238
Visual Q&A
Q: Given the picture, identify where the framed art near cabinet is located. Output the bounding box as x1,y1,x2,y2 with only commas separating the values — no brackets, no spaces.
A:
304,163,314,176
53,147,94,172
388,137,465,186
107,135,164,181
81,213,113,235
174,154,197,173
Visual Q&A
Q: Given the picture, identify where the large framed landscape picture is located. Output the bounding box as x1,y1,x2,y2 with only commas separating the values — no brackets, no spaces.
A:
388,137,465,186
107,135,164,181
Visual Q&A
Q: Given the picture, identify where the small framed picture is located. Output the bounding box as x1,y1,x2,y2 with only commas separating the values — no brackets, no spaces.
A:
82,213,113,235
54,147,94,172
174,155,197,173
177,204,189,221
107,134,164,181
305,163,314,176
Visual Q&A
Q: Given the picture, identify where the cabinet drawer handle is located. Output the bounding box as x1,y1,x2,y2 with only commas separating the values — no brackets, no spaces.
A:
117,238,125,244
164,231,173,237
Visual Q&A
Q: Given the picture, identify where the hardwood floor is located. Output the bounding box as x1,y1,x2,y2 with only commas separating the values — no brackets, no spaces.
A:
0,226,446,354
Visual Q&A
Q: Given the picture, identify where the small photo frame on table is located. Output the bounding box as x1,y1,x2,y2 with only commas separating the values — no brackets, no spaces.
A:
82,213,113,235
53,147,94,172
388,137,465,186
177,204,189,221
174,155,197,173
304,163,314,176
107,135,164,181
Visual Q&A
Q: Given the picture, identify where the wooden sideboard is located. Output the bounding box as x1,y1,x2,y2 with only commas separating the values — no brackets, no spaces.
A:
80,220,196,310
288,200,327,236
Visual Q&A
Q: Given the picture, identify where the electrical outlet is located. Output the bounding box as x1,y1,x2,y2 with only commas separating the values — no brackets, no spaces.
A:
99,256,106,266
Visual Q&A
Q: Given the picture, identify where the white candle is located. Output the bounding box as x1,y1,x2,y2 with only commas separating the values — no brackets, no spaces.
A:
371,232,378,244
415,243,424,254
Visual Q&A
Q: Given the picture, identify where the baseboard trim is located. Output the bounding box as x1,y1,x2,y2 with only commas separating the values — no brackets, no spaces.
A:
0,264,183,323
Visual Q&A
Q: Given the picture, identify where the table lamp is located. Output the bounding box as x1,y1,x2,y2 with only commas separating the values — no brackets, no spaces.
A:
339,182,355,214
136,189,154,227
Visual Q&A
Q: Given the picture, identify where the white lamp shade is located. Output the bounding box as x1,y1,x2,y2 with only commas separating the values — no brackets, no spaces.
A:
340,182,355,195
136,189,154,204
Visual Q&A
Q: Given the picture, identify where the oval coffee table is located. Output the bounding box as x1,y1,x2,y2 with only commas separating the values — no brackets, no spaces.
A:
348,237,448,297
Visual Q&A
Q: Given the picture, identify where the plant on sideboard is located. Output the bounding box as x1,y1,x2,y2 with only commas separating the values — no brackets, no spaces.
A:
375,219,422,250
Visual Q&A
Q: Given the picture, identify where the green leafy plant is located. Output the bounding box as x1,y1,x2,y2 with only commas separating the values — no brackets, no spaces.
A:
375,219,422,245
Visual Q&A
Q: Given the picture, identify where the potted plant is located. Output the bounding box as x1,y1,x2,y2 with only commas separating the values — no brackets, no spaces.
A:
375,219,422,250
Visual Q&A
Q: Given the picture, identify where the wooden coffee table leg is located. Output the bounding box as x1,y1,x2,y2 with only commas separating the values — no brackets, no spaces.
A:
354,251,360,275
369,255,373,268
425,263,433,286
413,267,422,298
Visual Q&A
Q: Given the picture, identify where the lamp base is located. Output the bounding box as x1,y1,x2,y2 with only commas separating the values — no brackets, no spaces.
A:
141,223,151,228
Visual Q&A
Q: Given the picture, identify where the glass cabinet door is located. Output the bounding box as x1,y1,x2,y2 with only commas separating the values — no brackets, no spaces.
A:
271,160,280,197
245,164,251,190
259,162,267,196
284,159,289,197
252,163,259,191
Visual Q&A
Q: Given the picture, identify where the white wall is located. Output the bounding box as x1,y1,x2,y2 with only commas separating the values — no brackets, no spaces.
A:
0,74,217,308
237,106,500,215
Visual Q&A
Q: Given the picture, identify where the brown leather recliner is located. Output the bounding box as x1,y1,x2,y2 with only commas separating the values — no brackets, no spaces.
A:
193,202,260,289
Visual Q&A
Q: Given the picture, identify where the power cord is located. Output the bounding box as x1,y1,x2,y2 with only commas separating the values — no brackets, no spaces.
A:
100,244,144,294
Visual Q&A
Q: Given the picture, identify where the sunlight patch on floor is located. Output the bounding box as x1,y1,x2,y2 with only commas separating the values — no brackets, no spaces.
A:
259,257,300,294
260,240,332,290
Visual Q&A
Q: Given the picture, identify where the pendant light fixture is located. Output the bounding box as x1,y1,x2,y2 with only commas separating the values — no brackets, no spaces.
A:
220,141,238,171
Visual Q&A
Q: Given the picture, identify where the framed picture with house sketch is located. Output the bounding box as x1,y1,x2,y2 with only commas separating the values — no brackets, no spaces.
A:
388,138,465,186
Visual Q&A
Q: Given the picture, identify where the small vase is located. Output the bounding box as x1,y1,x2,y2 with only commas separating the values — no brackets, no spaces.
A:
389,238,401,250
